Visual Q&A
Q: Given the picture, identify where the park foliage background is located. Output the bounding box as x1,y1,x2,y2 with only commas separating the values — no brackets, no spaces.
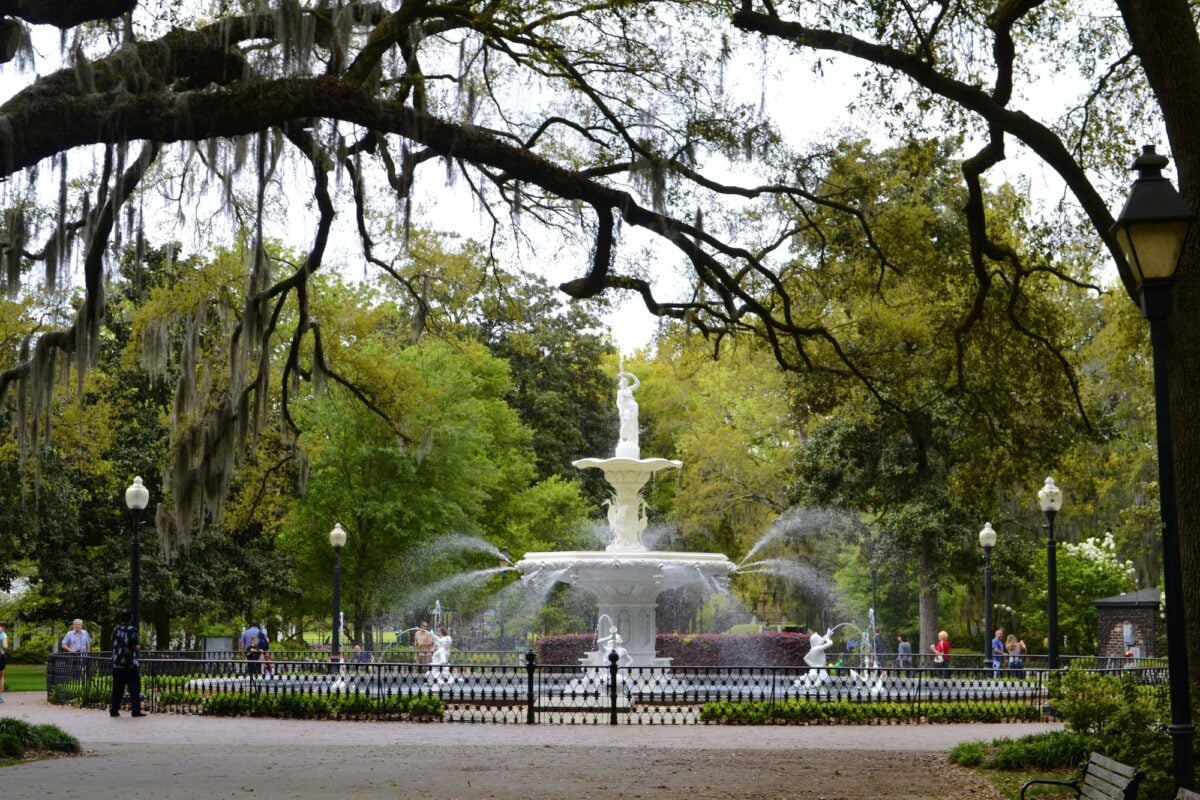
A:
0,1,1184,671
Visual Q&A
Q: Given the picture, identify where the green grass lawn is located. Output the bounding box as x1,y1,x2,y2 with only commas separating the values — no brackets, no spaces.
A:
3,664,47,693
979,768,1077,800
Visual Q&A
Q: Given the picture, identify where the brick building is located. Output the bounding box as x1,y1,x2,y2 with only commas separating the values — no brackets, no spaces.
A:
1092,588,1162,659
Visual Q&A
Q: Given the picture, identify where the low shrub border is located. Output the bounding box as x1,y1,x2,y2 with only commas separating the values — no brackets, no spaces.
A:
157,689,446,721
698,698,1043,725
0,717,82,760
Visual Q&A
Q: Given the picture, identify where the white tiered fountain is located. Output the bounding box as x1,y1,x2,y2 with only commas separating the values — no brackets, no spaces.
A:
515,368,736,667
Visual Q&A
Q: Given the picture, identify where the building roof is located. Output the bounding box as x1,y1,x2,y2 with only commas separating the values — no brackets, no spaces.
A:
1092,588,1162,608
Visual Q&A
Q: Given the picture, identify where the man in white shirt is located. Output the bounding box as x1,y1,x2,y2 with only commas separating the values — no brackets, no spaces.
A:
61,619,92,653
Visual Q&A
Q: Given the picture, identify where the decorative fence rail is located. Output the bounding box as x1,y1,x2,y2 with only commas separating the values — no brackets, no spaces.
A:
45,652,1170,725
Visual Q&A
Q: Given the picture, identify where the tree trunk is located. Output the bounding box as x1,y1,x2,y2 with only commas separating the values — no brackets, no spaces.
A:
152,607,170,650
918,533,938,658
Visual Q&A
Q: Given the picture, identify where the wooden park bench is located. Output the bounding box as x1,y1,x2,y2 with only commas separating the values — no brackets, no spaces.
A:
1020,752,1143,800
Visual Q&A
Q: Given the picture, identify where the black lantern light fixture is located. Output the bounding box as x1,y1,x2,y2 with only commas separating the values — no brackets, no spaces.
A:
124,477,150,633
1111,144,1195,792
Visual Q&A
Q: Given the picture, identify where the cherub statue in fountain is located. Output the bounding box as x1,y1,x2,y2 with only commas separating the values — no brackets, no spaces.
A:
597,624,634,670
797,628,835,692
425,627,457,684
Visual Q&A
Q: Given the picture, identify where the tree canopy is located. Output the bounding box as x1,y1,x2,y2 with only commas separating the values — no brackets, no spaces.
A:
0,0,1197,681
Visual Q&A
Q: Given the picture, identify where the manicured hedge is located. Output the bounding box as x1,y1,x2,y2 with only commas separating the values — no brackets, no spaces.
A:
698,698,1043,725
536,631,812,666
158,690,445,720
0,718,81,756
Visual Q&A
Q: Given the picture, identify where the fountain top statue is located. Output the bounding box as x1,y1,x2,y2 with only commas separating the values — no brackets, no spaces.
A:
615,370,641,459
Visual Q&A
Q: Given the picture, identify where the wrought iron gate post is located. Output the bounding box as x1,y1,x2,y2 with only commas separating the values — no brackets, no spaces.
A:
608,651,619,725
525,650,536,724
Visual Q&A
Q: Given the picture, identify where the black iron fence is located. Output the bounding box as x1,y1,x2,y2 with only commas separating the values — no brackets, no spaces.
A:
45,651,1170,725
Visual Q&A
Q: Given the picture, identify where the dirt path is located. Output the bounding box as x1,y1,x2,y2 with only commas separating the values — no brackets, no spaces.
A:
2,692,1056,799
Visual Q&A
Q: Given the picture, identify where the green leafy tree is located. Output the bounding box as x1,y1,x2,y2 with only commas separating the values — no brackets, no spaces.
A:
781,140,1087,653
380,232,616,494
1016,532,1136,656
280,297,587,641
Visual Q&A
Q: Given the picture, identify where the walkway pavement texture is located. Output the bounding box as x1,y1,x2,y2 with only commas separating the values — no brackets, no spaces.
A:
1,691,1062,799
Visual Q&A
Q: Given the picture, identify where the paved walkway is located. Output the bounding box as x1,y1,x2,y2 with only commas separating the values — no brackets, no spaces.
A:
1,691,1061,799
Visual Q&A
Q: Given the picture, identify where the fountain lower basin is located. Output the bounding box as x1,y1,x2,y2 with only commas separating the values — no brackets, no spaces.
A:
517,550,735,667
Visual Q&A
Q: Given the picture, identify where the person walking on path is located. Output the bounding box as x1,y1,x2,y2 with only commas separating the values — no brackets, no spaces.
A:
414,621,435,666
1006,633,1026,679
0,620,8,702
61,619,92,653
930,630,951,669
895,633,913,675
109,608,144,718
240,621,265,676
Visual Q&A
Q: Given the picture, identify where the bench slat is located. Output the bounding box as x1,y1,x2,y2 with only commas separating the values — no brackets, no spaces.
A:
1089,752,1140,779
1081,783,1129,800
1087,762,1137,790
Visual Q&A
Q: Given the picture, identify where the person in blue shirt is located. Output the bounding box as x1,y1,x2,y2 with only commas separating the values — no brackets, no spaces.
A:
61,619,92,653
241,621,265,675
109,608,144,717
990,628,1005,678
240,621,264,652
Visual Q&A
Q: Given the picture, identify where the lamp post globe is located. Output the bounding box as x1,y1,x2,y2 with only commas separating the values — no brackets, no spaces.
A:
124,477,150,633
979,521,997,669
1112,145,1195,791
1037,478,1062,672
329,523,347,663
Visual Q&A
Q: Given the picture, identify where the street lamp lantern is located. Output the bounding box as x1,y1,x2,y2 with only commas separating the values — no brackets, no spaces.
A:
979,522,997,670
1111,145,1195,289
124,477,150,633
978,521,997,549
329,523,347,662
1037,478,1062,514
1036,478,1062,672
125,476,150,511
1112,144,1195,791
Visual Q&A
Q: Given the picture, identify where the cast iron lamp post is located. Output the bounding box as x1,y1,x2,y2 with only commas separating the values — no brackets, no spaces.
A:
1037,478,1062,672
329,522,347,663
1111,144,1195,791
124,477,150,634
979,521,997,665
